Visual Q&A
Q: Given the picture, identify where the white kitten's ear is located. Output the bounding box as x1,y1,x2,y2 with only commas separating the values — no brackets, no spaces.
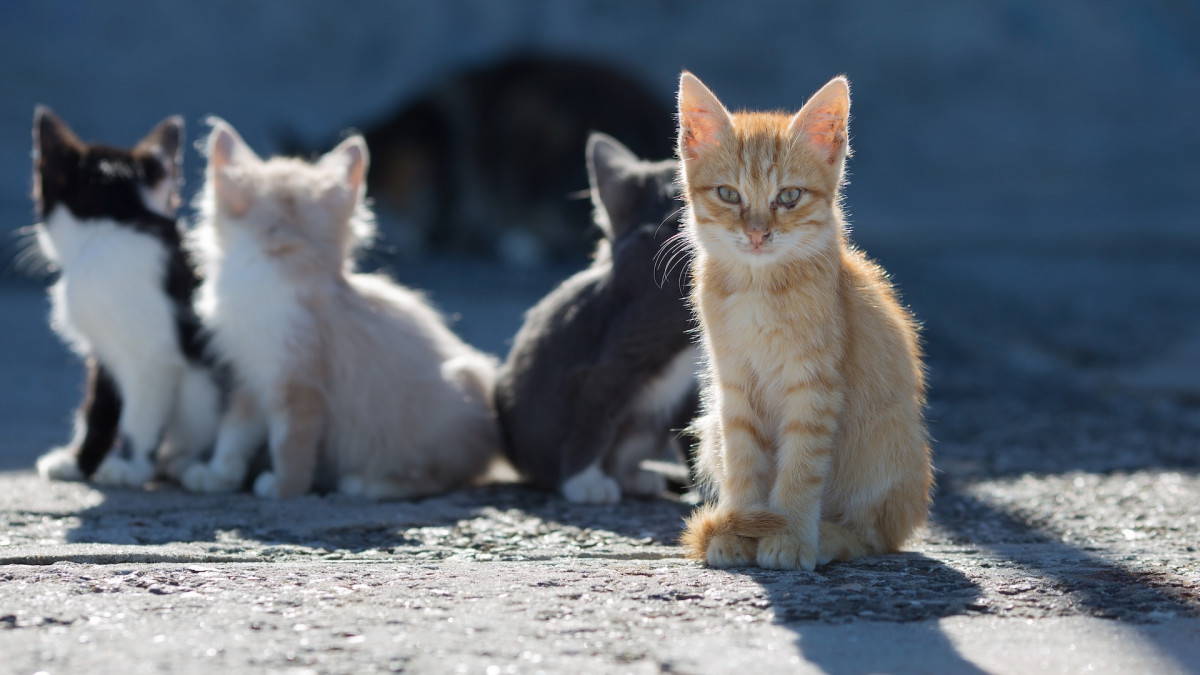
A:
206,117,257,217
136,116,184,216
678,72,733,162
789,76,851,166
586,132,639,240
319,135,369,198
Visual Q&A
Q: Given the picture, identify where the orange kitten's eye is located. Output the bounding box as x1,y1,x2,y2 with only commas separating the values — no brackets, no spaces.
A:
716,185,740,204
776,188,804,206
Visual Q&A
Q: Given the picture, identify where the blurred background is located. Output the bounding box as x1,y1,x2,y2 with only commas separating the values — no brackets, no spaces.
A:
1,1,1198,472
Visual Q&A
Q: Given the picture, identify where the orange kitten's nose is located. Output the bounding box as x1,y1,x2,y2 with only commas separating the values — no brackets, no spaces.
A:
747,230,771,248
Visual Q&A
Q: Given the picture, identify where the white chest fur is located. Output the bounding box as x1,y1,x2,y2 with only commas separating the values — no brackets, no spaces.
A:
199,230,306,402
38,207,180,372
635,344,701,421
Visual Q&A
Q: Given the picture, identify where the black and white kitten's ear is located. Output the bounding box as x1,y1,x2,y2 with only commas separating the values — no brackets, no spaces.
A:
136,116,185,216
677,72,733,162
32,106,82,207
34,106,83,160
206,117,258,217
586,132,639,240
318,135,369,221
789,76,851,167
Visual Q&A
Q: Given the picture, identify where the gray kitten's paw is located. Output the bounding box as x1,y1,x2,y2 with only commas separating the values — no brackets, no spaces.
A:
252,471,279,499
561,465,621,504
181,462,242,494
706,532,756,568
756,531,817,571
618,468,666,499
36,447,85,482
92,456,154,488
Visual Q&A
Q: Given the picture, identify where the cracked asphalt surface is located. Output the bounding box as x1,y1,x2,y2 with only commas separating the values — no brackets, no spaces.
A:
2,243,1199,673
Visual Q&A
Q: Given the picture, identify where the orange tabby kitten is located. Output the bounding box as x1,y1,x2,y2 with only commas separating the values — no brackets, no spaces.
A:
677,72,932,570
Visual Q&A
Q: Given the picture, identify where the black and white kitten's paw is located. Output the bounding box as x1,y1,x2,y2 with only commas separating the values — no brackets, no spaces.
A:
92,455,155,488
252,471,280,499
36,447,85,482
560,465,621,504
181,462,243,494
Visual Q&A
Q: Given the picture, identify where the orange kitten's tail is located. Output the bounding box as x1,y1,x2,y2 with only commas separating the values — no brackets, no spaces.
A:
680,503,787,560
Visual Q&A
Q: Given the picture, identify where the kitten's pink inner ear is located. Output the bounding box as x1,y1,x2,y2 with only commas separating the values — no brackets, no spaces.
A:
678,73,732,161
215,170,252,218
791,78,851,165
344,142,367,196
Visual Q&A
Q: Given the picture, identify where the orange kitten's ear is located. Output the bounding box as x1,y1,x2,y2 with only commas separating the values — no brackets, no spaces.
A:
206,117,258,217
319,135,370,199
789,76,851,166
678,72,732,161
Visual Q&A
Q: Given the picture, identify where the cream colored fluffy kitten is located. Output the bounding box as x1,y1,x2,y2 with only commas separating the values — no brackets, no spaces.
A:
677,73,933,569
182,119,499,499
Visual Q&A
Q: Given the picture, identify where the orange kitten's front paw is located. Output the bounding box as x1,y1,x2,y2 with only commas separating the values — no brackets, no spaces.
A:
706,532,757,568
756,531,818,571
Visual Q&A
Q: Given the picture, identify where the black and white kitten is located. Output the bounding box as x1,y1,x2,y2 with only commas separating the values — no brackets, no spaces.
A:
32,107,221,487
494,133,699,503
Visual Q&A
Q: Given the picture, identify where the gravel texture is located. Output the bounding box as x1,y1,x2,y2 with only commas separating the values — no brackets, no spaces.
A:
2,247,1199,673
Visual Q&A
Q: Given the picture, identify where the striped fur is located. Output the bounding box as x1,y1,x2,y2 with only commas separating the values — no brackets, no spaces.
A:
676,73,932,570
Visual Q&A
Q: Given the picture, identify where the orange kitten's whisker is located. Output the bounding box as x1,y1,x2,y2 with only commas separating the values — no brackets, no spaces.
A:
654,206,686,237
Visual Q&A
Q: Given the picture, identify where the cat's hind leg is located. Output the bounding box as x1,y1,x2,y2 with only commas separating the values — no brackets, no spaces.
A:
181,387,266,493
253,381,324,499
92,364,180,488
606,426,668,499
159,365,222,481
37,360,121,482
816,520,880,566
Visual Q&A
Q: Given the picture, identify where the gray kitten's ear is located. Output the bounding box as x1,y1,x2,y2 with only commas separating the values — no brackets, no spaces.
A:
206,117,258,217
587,132,639,240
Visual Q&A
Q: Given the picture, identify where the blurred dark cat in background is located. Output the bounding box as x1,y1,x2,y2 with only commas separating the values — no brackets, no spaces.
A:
289,55,674,265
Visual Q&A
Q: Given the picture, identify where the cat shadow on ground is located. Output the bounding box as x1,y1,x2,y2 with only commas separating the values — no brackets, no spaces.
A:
932,478,1199,673
739,555,990,675
57,479,693,561
59,483,499,558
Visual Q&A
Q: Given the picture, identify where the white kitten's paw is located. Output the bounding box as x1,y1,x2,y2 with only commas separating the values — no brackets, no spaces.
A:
252,471,280,499
561,466,621,504
756,531,817,571
619,468,667,499
181,462,242,494
92,456,155,488
36,447,85,482
706,533,757,568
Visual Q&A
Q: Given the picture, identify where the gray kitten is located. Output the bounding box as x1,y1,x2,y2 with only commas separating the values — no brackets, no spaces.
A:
494,133,698,503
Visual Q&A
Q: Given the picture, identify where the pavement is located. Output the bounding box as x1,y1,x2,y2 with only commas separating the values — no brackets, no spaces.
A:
1,239,1199,674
